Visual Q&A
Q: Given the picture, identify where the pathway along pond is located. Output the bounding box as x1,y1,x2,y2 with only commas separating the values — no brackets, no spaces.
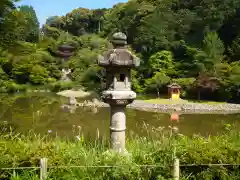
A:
0,93,239,139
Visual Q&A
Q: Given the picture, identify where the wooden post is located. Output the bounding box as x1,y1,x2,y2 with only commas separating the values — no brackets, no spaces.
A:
173,158,180,180
40,158,48,180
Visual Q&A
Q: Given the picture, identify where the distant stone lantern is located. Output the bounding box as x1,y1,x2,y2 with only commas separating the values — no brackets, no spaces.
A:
56,44,75,62
56,44,75,81
168,83,181,100
97,32,140,153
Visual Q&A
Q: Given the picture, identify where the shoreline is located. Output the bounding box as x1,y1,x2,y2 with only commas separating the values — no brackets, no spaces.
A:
78,99,240,114
55,90,240,114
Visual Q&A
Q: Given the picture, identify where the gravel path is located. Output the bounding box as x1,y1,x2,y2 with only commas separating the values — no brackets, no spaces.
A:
129,100,240,114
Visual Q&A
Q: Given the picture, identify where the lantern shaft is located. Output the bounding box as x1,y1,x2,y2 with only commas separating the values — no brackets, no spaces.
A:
110,105,126,152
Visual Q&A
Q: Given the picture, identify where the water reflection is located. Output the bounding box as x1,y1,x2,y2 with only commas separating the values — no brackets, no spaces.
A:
60,96,99,114
0,93,239,139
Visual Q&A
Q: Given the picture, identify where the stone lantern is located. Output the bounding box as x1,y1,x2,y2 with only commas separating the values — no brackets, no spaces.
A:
55,44,75,81
97,32,140,153
56,44,75,61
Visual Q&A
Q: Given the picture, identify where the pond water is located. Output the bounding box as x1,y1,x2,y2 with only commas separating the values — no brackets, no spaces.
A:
0,93,239,139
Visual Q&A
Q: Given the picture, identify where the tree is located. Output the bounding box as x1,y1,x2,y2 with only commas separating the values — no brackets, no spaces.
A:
19,6,40,43
148,50,175,76
145,72,170,98
29,65,49,85
0,0,17,21
229,34,240,61
229,62,240,101
0,9,28,48
42,25,61,40
45,16,62,27
194,32,225,73
131,69,144,93
18,5,40,42
194,72,221,100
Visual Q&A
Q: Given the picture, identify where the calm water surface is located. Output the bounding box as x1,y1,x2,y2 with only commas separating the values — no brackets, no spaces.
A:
0,93,239,139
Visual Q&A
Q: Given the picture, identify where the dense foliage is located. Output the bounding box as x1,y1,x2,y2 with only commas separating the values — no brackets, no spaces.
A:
1,0,240,102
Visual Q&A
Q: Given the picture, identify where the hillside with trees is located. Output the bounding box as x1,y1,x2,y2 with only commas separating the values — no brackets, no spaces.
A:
1,0,240,102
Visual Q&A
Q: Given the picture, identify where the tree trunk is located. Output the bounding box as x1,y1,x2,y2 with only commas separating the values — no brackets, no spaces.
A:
98,20,101,33
197,89,201,101
157,88,160,98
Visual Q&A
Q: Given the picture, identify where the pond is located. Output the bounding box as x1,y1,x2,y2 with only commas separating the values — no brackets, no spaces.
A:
0,93,239,139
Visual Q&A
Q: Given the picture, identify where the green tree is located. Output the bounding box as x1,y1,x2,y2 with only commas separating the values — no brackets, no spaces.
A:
229,34,240,61
18,5,40,42
131,69,144,93
45,16,62,28
0,9,28,48
145,72,170,98
0,0,17,22
194,32,225,72
42,25,61,40
229,62,240,101
148,50,175,76
194,72,221,100
29,65,49,85
11,55,34,83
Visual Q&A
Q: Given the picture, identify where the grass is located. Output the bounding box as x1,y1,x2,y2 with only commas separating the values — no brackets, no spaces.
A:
1,124,240,179
137,94,227,105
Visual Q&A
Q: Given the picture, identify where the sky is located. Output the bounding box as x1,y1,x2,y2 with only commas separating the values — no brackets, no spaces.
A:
16,0,128,26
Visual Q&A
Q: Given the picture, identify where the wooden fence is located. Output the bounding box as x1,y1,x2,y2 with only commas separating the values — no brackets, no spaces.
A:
0,157,178,180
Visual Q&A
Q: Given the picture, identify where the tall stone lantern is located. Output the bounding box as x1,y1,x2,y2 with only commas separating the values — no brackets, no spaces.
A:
97,32,140,153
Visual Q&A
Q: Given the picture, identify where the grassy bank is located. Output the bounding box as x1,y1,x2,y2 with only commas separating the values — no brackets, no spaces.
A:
1,126,240,179
137,94,227,105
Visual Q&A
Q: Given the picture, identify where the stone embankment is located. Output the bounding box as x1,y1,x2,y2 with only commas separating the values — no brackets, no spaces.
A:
56,89,240,114
75,99,240,114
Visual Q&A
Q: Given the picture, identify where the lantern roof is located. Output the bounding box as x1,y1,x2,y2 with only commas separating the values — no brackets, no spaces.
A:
55,51,74,58
97,32,140,68
167,83,181,89
58,44,75,51
98,49,139,68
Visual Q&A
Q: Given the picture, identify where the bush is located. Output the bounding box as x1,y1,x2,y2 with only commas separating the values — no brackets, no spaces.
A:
48,81,75,92
5,82,28,93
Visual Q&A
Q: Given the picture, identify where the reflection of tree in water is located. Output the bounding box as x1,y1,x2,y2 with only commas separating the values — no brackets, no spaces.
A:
60,97,99,114
0,94,19,121
0,93,64,133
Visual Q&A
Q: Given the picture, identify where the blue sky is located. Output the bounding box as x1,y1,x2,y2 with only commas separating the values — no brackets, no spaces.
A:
16,0,128,26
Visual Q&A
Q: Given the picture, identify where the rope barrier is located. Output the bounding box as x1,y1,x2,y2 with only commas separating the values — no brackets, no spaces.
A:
1,163,240,170
0,167,40,170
